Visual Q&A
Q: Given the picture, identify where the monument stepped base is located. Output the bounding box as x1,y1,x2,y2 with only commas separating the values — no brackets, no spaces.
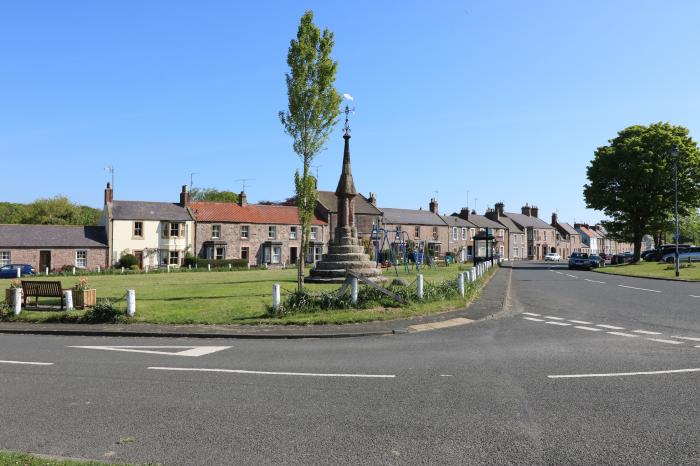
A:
305,237,385,284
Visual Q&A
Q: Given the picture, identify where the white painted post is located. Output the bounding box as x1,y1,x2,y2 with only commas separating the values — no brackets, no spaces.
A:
458,272,465,297
64,289,73,311
72,267,75,275
188,264,192,270
247,262,251,270
126,289,136,316
13,288,21,315
229,263,232,270
272,284,281,310
208,264,211,272
145,265,149,273
45,267,49,276
167,264,171,273
121,266,125,274
16,267,20,278
97,265,101,273
417,274,424,299
351,276,359,305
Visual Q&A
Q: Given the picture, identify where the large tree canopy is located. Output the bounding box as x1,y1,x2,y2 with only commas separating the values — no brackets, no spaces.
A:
190,188,239,203
584,122,700,260
0,197,101,225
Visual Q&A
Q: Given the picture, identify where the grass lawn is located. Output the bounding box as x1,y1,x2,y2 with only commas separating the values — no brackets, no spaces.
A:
0,451,138,465
1,264,495,325
596,261,700,281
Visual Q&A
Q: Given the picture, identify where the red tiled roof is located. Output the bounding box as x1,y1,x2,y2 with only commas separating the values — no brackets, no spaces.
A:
190,202,326,225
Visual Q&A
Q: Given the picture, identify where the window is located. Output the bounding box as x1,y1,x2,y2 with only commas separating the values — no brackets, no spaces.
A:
215,246,225,260
272,246,281,264
470,228,476,237
133,221,143,238
169,251,180,265
163,222,185,238
498,229,504,238
241,246,249,260
462,227,467,240
76,250,87,268
212,225,221,239
315,245,323,262
453,227,458,241
290,226,298,240
414,226,420,238
528,229,533,240
241,225,249,239
268,225,277,240
310,226,317,240
0,251,9,266
170,223,180,238
432,226,438,240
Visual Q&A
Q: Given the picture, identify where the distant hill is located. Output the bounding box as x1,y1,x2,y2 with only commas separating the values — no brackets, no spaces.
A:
0,197,101,226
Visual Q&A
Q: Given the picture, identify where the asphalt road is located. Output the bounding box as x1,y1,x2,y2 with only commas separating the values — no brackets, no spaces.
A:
0,263,698,465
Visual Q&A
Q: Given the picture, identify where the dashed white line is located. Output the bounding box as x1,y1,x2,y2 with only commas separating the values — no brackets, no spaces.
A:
148,367,396,379
618,285,661,293
584,279,606,284
548,368,700,379
545,321,571,326
0,360,54,366
565,274,579,278
544,316,565,320
569,320,592,325
523,317,545,322
672,336,700,342
555,271,564,275
689,295,700,298
575,326,603,332
607,331,638,338
632,330,662,335
647,338,684,345
522,312,541,317
597,324,625,330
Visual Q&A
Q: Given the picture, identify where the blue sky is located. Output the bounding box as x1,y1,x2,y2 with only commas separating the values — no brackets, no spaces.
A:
2,1,699,224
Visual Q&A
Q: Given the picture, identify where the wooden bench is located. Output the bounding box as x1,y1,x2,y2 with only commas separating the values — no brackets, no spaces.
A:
21,281,66,310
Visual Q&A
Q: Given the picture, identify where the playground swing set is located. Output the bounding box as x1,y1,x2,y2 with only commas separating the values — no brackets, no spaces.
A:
371,225,432,276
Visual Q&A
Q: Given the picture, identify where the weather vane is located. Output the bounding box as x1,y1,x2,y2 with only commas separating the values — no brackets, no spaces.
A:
342,93,355,134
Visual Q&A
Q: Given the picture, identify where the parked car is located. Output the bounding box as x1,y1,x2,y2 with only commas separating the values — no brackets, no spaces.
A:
611,252,634,265
660,247,700,263
544,253,561,261
568,252,591,270
0,264,35,278
644,244,692,262
588,254,605,268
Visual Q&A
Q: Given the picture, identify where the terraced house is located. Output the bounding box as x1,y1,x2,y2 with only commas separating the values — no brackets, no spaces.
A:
504,204,556,260
458,208,508,259
381,198,449,259
485,203,526,260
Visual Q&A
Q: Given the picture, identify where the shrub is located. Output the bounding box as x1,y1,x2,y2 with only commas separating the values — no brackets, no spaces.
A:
184,253,198,268
196,258,249,269
118,254,138,269
81,298,125,323
129,264,139,271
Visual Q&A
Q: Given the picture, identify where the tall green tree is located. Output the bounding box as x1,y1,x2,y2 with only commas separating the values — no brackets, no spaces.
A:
279,10,342,290
191,188,239,203
584,122,700,261
0,197,101,225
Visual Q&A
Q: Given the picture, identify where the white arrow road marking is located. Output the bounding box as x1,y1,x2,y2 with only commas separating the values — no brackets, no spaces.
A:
69,346,231,357
148,367,396,378
0,360,53,366
618,285,661,293
549,368,700,379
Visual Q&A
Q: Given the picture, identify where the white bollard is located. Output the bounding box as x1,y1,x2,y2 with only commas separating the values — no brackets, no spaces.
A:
97,266,101,273
351,276,359,305
458,272,465,297
272,284,281,310
167,264,171,273
126,289,136,316
145,265,149,273
16,267,20,278
72,267,75,275
121,266,124,274
45,267,49,276
64,289,73,311
208,264,211,272
189,265,192,270
417,274,424,299
247,262,250,270
13,288,21,315
229,263,232,270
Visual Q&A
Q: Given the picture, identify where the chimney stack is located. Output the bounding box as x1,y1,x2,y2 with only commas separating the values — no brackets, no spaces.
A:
179,185,190,207
368,192,377,206
551,212,558,227
495,202,504,217
429,197,438,214
521,204,531,216
531,206,539,218
104,182,113,206
239,191,248,207
458,207,470,220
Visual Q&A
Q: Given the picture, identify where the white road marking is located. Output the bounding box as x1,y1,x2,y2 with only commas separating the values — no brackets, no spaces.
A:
548,368,700,379
0,360,53,366
439,374,453,377
607,331,637,338
632,330,662,335
565,274,579,278
543,316,564,320
618,285,661,293
584,279,606,284
69,346,231,357
522,312,541,316
647,338,684,345
597,324,625,330
574,326,603,332
555,271,564,275
408,317,473,332
523,317,545,322
569,320,592,324
545,321,571,326
148,367,396,378
672,336,700,342
689,295,700,298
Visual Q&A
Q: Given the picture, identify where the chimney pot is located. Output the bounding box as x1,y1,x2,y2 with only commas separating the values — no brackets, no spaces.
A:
104,182,113,205
239,191,248,207
179,185,190,207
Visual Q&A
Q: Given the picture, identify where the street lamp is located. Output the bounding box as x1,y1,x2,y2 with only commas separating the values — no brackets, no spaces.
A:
673,145,680,277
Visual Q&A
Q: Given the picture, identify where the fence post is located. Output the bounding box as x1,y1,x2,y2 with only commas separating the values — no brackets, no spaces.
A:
208,264,211,272
272,284,281,310
417,274,424,299
45,267,49,276
97,265,101,273
351,276,359,305
126,289,136,316
72,267,75,275
458,272,465,297
121,266,125,274
145,265,149,273
189,264,191,270
16,267,20,278
64,289,74,311
229,263,232,270
167,264,171,273
13,288,21,315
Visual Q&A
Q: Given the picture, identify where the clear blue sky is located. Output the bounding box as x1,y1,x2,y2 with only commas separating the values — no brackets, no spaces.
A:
2,1,699,225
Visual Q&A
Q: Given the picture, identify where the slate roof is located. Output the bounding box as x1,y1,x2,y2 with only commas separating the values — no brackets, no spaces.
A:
0,224,108,248
112,201,193,221
504,212,555,230
464,213,504,230
381,208,447,226
493,215,524,234
441,215,476,228
557,222,579,237
190,202,325,225
316,191,382,216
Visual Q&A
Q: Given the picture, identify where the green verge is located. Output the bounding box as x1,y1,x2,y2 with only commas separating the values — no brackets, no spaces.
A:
595,261,700,281
0,451,141,465
1,264,497,325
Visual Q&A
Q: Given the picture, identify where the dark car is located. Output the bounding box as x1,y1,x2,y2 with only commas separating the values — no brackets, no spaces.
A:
611,252,634,265
589,254,605,268
568,252,591,270
0,264,35,278
644,244,692,262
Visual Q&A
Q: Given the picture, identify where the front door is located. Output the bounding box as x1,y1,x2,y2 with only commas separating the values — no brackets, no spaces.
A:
134,250,143,269
39,250,51,272
290,247,297,264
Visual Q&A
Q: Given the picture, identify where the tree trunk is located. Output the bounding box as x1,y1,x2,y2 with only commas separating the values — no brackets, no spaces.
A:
632,231,642,263
297,228,304,292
